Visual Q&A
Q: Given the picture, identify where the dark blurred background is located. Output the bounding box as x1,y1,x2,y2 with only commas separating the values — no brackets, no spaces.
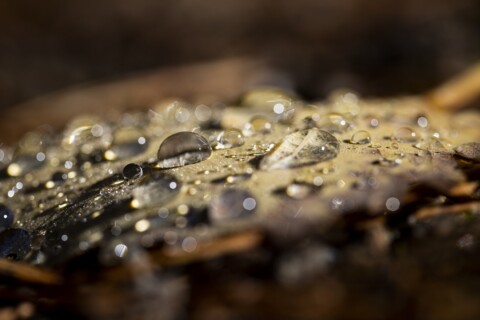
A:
1,0,479,110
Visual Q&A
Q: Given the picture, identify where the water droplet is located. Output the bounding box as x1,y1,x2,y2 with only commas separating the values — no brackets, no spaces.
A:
209,189,257,223
241,88,295,114
63,120,112,154
285,183,312,199
0,228,32,260
322,113,352,133
350,130,371,144
194,104,212,122
0,205,14,231
369,118,379,128
182,237,197,252
414,138,447,153
134,219,151,233
157,132,212,168
122,163,143,180
393,127,418,142
114,243,128,258
214,129,245,149
385,197,400,211
243,116,273,136
455,142,480,162
260,128,340,170
417,116,428,128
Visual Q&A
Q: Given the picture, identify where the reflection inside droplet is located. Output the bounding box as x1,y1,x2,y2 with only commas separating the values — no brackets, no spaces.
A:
157,132,212,168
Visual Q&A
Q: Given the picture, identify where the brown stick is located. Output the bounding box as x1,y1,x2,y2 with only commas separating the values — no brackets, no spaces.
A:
426,63,480,111
0,259,61,285
415,201,480,220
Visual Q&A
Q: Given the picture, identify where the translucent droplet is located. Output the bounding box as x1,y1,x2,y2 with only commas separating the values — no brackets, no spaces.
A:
122,163,143,180
209,189,257,223
243,116,273,136
0,204,14,231
416,116,428,128
182,237,197,252
286,183,312,199
63,120,112,154
350,130,371,144
260,128,340,170
131,173,180,208
393,127,418,142
215,129,245,150
414,138,447,153
157,132,212,168
322,113,352,133
241,88,295,114
385,197,400,211
105,127,149,160
194,104,212,122
0,228,32,260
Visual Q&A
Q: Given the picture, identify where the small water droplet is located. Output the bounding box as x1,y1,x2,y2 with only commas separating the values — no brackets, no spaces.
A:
322,113,352,133
134,219,151,233
122,163,143,180
350,130,371,144
393,127,418,142
194,104,212,122
243,116,273,136
63,120,112,154
182,237,197,252
385,197,400,211
215,129,245,149
285,183,312,199
157,132,212,168
0,204,14,231
114,243,128,258
414,138,447,153
209,189,257,223
416,116,428,128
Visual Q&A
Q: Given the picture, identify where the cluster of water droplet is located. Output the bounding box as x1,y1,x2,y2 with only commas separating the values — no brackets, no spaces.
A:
0,86,473,266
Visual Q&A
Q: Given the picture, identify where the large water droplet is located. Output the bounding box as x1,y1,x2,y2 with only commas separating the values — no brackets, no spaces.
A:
260,128,340,170
393,127,418,142
0,228,32,260
157,132,212,168
350,130,371,144
209,189,257,223
214,129,245,150
0,204,14,231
